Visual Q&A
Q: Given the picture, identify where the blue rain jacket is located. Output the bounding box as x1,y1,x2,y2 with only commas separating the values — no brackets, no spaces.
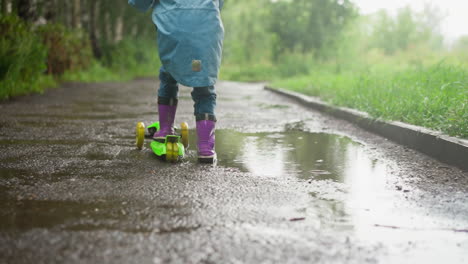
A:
128,0,224,87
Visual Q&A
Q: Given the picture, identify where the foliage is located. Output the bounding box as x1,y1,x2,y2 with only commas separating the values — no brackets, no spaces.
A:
452,36,468,62
61,61,120,83
37,23,93,75
101,38,160,78
222,0,356,67
0,0,157,100
0,14,52,99
64,38,161,82
269,0,356,59
454,36,468,51
369,6,444,55
222,0,274,64
220,63,276,82
220,2,468,137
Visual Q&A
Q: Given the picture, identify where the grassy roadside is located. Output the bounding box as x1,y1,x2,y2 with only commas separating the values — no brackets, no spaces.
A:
62,43,161,84
271,63,468,138
0,14,160,100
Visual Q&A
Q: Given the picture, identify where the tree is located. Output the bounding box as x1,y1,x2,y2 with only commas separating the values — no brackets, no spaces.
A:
16,0,35,22
1,0,9,15
88,0,102,58
42,0,57,23
72,0,81,29
370,6,444,54
454,36,468,52
268,0,356,60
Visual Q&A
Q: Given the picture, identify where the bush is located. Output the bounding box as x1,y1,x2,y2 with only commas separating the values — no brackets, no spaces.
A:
62,38,161,82
0,15,161,100
37,23,93,75
0,15,97,100
101,38,161,78
62,60,120,82
220,53,312,82
0,15,50,99
275,53,312,77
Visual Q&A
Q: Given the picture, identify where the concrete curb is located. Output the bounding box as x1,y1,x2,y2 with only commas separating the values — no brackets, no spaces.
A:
265,86,468,171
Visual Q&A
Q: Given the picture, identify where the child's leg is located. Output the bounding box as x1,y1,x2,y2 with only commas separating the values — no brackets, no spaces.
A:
158,66,179,100
191,86,217,162
191,86,217,120
154,66,179,139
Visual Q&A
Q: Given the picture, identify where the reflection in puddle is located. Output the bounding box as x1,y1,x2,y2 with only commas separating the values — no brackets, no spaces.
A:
209,130,468,264
211,130,387,184
206,130,393,234
191,130,392,230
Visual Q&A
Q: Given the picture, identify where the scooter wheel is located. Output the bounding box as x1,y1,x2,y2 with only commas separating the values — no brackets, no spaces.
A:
136,122,145,150
180,122,189,148
166,142,179,163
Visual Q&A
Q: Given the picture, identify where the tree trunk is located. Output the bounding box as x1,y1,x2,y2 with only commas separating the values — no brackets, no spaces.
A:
111,1,124,43
72,0,81,29
104,11,112,44
1,0,9,14
17,0,34,22
42,0,56,22
114,15,123,43
98,8,106,46
61,0,72,28
80,0,89,31
88,0,102,58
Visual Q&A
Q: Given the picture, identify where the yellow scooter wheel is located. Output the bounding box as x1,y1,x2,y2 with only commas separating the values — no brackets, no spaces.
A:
166,142,179,162
180,122,189,148
136,122,145,150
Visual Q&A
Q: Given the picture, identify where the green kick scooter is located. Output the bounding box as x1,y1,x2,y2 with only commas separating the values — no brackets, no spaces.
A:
135,121,189,162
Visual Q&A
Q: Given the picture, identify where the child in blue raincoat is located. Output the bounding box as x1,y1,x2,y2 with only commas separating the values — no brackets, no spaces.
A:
128,0,224,163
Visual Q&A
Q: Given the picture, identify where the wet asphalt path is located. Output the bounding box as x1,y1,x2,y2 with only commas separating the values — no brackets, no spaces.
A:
0,79,467,264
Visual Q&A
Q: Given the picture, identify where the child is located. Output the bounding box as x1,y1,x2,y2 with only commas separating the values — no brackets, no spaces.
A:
128,0,224,163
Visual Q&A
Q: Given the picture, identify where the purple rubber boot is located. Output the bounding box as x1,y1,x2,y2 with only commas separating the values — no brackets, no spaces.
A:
153,104,177,140
196,120,216,163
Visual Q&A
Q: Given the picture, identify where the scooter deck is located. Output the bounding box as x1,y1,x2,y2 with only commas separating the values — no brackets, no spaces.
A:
136,121,188,163
150,135,185,162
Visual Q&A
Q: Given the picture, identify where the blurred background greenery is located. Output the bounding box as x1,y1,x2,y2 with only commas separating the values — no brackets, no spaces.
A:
0,0,466,137
0,0,159,100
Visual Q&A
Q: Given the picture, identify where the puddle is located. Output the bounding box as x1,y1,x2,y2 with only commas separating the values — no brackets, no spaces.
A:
0,199,193,233
201,130,388,184
189,130,402,226
203,130,468,262
209,130,391,230
189,129,392,228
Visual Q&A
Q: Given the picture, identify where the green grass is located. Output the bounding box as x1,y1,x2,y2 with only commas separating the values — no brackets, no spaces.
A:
272,63,468,138
1,32,160,100
220,63,277,82
61,62,122,82
61,60,159,83
0,74,57,100
63,39,162,83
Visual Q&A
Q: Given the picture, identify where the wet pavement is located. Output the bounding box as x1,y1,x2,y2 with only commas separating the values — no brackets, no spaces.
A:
0,79,467,263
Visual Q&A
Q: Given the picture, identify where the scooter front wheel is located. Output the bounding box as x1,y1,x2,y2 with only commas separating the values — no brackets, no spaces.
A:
180,122,189,148
166,142,179,162
136,122,145,150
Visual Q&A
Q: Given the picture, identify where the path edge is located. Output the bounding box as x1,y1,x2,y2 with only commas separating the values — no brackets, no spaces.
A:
265,86,468,171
